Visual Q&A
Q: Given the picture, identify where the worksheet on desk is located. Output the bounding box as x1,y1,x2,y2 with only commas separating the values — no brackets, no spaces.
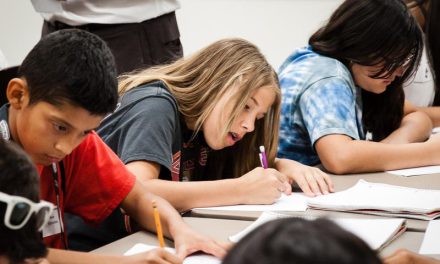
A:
194,193,307,212
124,243,220,264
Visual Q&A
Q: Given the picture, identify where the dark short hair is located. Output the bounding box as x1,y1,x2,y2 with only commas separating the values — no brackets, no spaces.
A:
309,0,423,141
0,140,47,263
223,218,381,264
18,29,118,115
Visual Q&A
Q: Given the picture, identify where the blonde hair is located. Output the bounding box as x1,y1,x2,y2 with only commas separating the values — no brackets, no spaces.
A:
118,38,280,179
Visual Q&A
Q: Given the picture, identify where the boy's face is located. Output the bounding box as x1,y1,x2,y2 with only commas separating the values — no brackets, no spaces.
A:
7,79,104,166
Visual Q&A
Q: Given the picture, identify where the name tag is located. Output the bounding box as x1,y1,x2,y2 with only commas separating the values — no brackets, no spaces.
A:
42,207,63,238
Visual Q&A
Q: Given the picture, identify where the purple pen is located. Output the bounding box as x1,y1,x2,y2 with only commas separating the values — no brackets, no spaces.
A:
259,145,268,169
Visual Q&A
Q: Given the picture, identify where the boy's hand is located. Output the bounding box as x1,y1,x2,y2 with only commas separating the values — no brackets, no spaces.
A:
126,248,182,264
171,226,228,260
275,158,334,196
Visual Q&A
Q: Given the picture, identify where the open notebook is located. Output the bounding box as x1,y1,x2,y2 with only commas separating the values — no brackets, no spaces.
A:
229,211,406,251
307,180,440,220
124,244,220,264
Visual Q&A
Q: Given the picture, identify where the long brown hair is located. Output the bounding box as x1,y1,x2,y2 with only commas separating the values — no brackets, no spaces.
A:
118,38,280,179
309,0,422,141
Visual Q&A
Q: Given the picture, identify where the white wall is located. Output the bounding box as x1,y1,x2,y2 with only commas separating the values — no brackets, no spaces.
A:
0,0,342,69
177,0,342,69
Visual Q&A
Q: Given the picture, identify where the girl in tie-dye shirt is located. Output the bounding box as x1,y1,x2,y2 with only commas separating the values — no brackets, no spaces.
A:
278,0,440,174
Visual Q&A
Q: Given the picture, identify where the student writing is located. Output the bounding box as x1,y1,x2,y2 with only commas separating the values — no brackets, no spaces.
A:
277,0,440,174
99,38,333,212
66,38,334,250
1,29,226,264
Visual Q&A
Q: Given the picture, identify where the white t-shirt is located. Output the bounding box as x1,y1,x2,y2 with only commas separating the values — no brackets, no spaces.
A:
404,45,435,107
31,0,181,26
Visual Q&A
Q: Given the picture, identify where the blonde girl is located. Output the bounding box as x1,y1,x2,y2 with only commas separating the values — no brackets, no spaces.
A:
66,38,333,251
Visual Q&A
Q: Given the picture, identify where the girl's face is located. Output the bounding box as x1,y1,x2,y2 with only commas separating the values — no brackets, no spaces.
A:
202,85,276,150
351,63,405,94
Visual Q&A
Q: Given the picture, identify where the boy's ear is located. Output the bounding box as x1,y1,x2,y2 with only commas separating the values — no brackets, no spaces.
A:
6,78,30,109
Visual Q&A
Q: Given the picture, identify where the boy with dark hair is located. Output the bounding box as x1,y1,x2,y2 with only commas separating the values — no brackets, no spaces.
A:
0,29,226,263
0,139,50,264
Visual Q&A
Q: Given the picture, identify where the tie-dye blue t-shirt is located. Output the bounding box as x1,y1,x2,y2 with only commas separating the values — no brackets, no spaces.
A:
277,46,365,165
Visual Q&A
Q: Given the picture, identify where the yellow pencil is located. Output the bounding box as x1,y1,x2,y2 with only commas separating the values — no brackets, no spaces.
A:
152,200,165,248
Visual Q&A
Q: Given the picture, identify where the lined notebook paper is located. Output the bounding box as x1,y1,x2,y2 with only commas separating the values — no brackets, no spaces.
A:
124,244,220,264
229,211,406,251
194,193,307,212
307,180,440,220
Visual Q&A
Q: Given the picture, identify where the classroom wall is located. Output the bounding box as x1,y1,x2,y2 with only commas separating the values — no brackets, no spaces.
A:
0,0,342,70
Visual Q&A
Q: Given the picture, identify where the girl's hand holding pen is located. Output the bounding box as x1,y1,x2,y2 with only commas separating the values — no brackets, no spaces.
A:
238,167,292,205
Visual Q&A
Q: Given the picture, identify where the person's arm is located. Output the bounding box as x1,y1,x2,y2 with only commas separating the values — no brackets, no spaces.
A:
120,179,228,259
383,249,440,264
126,161,291,212
315,133,440,174
47,247,182,264
274,158,334,196
381,100,433,144
418,106,440,127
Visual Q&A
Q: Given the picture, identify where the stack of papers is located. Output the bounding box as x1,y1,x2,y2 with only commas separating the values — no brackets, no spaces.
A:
124,244,220,264
194,193,307,212
307,180,440,220
229,211,406,251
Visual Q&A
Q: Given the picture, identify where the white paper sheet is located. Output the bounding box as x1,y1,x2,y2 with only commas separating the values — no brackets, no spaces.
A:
387,165,440,177
124,243,221,264
307,180,440,220
229,212,406,251
419,220,440,255
194,193,307,212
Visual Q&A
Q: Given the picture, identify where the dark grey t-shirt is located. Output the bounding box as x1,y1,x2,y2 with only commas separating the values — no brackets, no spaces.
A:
97,81,182,181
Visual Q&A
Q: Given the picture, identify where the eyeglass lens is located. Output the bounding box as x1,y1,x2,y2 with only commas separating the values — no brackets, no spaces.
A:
10,202,30,226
